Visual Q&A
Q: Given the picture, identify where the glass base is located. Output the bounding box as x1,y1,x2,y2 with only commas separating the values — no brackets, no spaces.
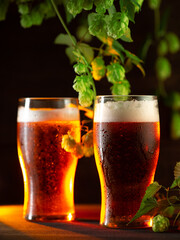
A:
101,215,152,229
24,213,75,222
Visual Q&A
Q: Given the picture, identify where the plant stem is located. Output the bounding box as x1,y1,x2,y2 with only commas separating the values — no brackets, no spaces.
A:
50,0,76,47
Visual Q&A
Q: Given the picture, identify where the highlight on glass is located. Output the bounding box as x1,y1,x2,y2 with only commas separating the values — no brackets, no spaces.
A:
93,95,160,228
17,98,80,222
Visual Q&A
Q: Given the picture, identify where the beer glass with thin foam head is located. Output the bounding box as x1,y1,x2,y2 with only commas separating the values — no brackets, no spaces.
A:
17,98,80,222
93,95,160,228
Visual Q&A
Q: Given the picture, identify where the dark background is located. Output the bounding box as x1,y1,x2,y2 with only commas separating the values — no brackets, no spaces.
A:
0,1,180,205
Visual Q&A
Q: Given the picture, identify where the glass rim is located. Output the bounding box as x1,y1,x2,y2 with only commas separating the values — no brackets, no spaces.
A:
95,95,157,99
18,97,78,102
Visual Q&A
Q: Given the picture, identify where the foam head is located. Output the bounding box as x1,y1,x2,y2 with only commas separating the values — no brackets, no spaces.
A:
94,99,159,122
17,107,80,122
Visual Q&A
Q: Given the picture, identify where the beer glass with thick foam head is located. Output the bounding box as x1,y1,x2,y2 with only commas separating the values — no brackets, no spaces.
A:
17,98,80,222
93,95,160,228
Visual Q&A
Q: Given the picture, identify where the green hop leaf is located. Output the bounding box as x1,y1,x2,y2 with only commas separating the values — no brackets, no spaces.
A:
88,13,107,40
170,176,180,189
74,63,87,75
30,8,44,26
78,88,95,107
91,56,106,81
94,0,114,14
18,3,30,15
67,0,84,16
148,0,161,10
163,206,175,218
131,0,144,12
106,12,129,40
166,32,180,54
120,0,136,23
157,39,168,56
128,182,161,224
107,62,126,83
152,215,170,232
111,80,131,95
155,57,171,81
73,75,92,92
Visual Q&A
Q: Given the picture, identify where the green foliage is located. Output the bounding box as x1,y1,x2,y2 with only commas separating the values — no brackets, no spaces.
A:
106,12,129,40
111,80,131,95
148,0,161,10
166,32,180,54
129,166,180,231
94,0,114,14
88,13,107,39
67,0,84,17
78,88,95,107
152,215,170,232
157,39,168,56
171,111,180,139
106,62,125,83
91,57,106,81
155,57,171,81
0,0,10,21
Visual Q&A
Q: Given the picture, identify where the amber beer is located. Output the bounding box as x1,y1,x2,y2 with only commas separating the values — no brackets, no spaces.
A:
93,96,160,228
17,98,80,221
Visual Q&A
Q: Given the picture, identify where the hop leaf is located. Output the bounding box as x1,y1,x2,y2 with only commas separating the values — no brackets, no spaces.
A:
132,0,144,12
91,56,106,80
166,32,180,54
67,0,84,16
111,80,131,95
155,57,171,81
152,215,170,232
20,14,33,28
174,162,180,180
148,0,161,10
106,62,125,83
78,88,95,107
106,12,129,40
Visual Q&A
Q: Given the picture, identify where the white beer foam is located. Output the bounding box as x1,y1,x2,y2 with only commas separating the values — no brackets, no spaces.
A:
17,107,79,122
94,99,159,122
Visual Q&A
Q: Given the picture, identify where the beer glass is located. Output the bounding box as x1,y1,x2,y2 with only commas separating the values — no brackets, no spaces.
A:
93,95,160,228
17,98,80,221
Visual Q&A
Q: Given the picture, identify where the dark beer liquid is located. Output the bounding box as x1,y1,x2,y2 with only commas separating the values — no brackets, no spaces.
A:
17,120,80,221
94,121,160,227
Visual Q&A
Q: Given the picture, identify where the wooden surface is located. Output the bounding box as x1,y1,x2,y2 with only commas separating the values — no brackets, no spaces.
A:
0,205,179,240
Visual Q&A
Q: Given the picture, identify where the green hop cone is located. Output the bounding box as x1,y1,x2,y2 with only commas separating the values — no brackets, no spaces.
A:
73,75,92,92
106,12,129,40
111,80,131,95
83,146,94,157
107,62,125,84
78,88,95,107
152,215,170,232
20,14,33,28
155,57,171,81
148,0,161,10
61,134,76,152
73,143,84,158
67,0,83,16
166,32,180,54
74,63,87,75
157,39,168,56
91,56,106,81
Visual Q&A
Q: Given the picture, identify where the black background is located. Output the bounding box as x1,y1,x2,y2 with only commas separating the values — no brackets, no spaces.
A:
0,1,180,205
